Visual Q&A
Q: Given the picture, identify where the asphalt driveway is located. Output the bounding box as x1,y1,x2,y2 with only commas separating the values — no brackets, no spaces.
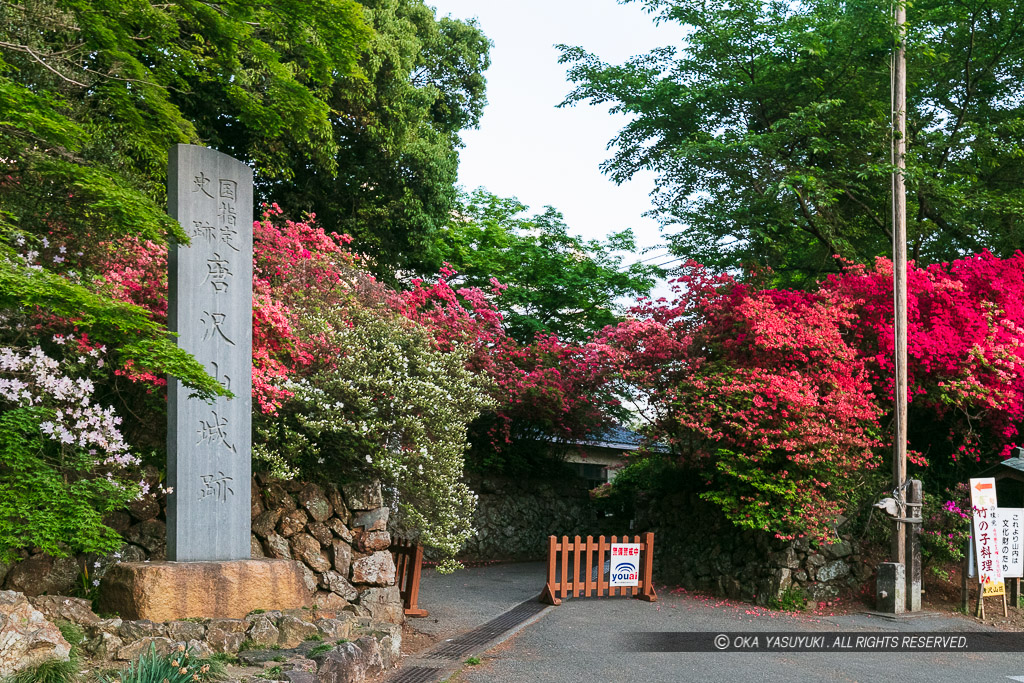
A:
406,562,1024,683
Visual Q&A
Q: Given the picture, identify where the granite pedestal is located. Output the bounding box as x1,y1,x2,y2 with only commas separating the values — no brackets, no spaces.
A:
875,561,906,614
97,559,310,621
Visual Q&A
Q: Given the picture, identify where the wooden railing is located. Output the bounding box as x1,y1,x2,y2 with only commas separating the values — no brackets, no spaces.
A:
539,533,657,606
390,537,428,618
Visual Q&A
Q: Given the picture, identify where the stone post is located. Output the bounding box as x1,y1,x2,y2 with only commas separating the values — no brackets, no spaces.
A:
906,479,922,611
98,146,310,620
876,562,905,613
166,144,253,561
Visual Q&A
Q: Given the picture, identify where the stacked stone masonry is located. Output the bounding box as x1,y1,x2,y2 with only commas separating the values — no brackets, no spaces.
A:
638,493,870,604
6,592,400,682
458,474,598,561
0,477,404,624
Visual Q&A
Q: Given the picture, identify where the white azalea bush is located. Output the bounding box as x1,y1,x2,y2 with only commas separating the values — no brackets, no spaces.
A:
255,314,495,571
0,342,144,561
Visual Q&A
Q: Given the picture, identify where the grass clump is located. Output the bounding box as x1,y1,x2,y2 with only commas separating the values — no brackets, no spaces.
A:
308,643,333,657
209,653,237,666
4,658,78,683
55,621,85,648
96,643,224,683
766,586,808,612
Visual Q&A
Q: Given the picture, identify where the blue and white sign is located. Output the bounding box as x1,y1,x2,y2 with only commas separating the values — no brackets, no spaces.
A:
610,543,640,586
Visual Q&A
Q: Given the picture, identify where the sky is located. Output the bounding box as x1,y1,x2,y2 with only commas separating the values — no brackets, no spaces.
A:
427,0,679,267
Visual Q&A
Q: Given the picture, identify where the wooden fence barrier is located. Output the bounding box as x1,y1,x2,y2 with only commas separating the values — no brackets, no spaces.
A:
390,537,428,618
539,533,657,606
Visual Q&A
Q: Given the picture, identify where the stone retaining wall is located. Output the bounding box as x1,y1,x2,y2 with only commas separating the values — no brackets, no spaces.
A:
458,474,598,561
4,591,400,682
638,492,871,605
0,476,403,625
249,477,403,622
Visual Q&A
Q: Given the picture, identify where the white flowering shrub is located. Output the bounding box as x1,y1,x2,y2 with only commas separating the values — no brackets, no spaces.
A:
0,343,144,561
255,315,495,571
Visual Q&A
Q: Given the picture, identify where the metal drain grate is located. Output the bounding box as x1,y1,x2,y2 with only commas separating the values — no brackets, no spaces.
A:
423,598,547,659
388,666,447,683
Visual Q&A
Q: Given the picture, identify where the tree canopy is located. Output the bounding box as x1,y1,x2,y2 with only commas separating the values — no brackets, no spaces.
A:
433,189,660,343
272,0,492,274
0,0,490,386
560,0,1024,283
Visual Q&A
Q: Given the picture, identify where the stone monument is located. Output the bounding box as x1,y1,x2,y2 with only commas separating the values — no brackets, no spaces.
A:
98,145,308,620
166,143,253,561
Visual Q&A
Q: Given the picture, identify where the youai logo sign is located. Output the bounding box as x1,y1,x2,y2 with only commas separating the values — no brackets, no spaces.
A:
610,543,640,586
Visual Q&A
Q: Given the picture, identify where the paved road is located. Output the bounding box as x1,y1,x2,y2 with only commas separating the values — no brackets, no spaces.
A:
408,563,1024,683
412,562,547,640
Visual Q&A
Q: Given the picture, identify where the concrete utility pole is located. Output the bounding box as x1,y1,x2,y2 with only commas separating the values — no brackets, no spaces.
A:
892,0,909,576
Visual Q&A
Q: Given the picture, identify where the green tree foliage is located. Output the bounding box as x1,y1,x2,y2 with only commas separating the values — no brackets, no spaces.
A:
1,0,369,239
435,189,660,342
273,0,492,273
0,0,371,390
559,0,1024,283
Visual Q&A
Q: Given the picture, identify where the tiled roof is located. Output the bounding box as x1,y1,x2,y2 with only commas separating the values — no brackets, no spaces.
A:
574,425,646,450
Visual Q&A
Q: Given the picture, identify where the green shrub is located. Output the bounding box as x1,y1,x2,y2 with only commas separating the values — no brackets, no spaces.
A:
920,483,972,580
0,346,144,562
254,315,495,572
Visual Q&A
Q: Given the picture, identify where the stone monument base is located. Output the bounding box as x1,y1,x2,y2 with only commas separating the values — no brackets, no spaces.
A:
97,559,311,621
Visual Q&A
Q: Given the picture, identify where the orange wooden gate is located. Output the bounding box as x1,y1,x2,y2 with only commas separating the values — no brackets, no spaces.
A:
539,533,657,606
390,537,428,618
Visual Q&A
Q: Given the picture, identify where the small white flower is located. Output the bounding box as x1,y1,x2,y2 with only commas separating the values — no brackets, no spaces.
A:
93,561,101,568
91,579,100,587
365,454,373,463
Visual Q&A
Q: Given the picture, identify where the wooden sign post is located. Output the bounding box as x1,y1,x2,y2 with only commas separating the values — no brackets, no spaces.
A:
970,477,1008,618
997,508,1023,608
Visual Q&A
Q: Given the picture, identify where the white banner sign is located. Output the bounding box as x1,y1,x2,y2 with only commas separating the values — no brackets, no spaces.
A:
996,508,1024,579
610,543,640,587
970,477,1005,595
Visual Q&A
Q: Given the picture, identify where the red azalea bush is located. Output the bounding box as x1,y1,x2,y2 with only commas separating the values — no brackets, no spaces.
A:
601,264,884,541
394,266,617,451
602,254,1024,542
76,207,612,457
824,252,1024,469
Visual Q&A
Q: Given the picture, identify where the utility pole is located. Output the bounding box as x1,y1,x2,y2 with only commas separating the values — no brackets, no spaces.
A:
877,0,920,616
892,0,908,575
